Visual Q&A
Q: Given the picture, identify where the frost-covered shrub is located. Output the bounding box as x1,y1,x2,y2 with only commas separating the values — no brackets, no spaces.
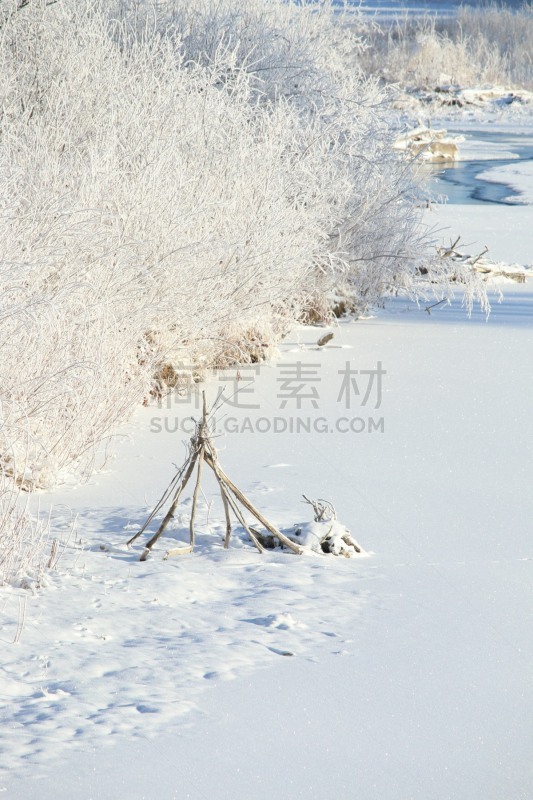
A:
114,0,364,109
456,3,533,90
0,1,343,483
112,0,485,309
0,469,49,588
359,4,533,90
0,0,487,494
361,18,484,87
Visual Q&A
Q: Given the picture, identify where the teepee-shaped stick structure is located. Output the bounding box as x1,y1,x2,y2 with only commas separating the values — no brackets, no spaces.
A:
127,392,303,560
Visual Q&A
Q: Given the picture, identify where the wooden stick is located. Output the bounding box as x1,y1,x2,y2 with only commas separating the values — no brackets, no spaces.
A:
127,466,186,546
220,482,232,548
219,479,265,553
151,393,208,559
163,544,194,559
204,449,264,552
204,453,302,554
139,447,199,560
189,445,205,551
203,443,232,547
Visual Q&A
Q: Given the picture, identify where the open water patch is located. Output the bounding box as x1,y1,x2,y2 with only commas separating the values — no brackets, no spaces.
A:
426,130,533,205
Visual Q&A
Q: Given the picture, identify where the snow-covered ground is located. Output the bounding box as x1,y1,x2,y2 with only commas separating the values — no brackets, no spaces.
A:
3,175,532,798
477,161,533,205
2,25,533,794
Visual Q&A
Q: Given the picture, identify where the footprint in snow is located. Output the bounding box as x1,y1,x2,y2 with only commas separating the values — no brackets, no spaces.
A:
136,704,159,714
244,613,300,630
266,646,294,657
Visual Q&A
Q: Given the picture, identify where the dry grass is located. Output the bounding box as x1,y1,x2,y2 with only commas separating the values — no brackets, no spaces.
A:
360,3,533,90
0,470,49,589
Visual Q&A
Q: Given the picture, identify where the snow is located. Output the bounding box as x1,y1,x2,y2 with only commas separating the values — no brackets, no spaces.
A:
394,125,464,161
426,202,532,266
477,161,533,204
391,85,533,123
3,17,533,800
3,193,533,798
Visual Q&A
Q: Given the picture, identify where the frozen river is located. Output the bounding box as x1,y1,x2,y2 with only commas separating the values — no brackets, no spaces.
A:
426,129,533,205
337,0,527,18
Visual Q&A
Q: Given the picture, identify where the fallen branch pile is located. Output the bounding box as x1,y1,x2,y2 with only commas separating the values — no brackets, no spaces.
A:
127,393,303,560
439,236,531,283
